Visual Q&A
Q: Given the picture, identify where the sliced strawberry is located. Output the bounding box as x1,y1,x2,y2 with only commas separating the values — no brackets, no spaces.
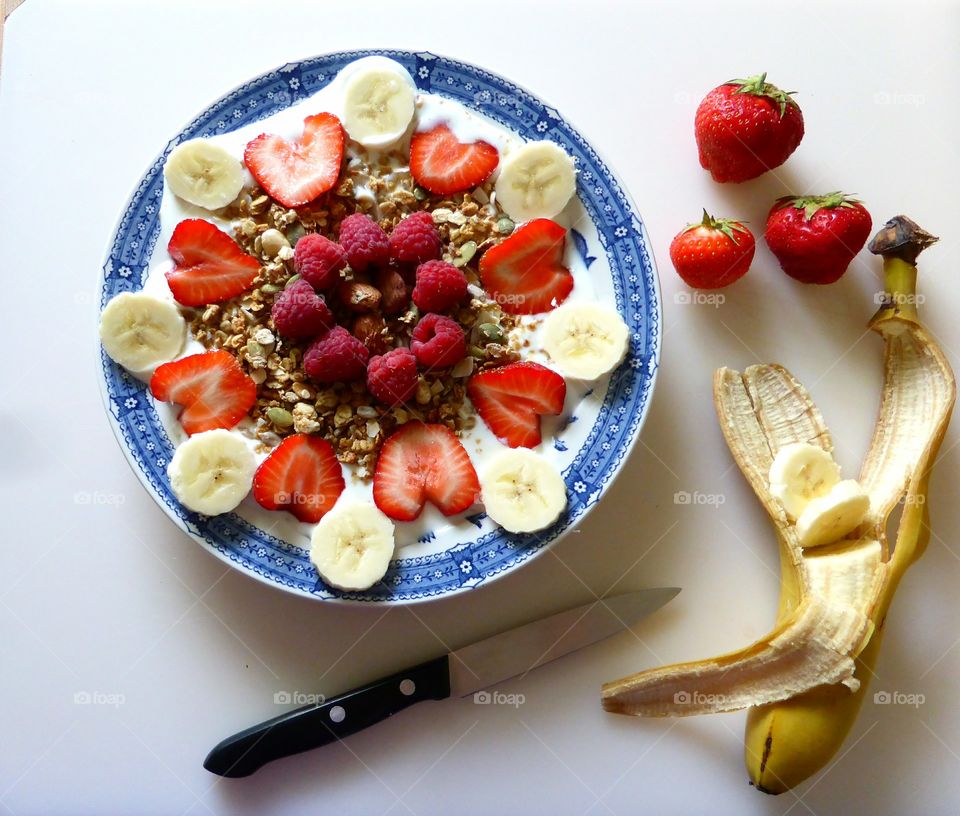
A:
244,112,345,208
479,219,573,315
150,350,256,435
373,422,480,521
252,435,344,523
467,362,566,448
409,124,499,195
166,219,260,307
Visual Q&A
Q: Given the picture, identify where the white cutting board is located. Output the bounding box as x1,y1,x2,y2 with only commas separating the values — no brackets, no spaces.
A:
1,1,958,814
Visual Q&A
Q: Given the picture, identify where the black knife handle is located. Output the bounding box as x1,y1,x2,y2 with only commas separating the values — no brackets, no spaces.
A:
203,655,451,778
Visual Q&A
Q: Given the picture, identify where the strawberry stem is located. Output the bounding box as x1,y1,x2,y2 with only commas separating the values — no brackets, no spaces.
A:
682,209,749,245
772,192,861,221
728,73,799,118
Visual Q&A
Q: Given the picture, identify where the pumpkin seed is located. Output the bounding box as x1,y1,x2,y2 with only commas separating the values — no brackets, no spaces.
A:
265,407,294,427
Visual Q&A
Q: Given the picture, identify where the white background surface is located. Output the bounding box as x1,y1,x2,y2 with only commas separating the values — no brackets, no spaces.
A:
2,1,959,814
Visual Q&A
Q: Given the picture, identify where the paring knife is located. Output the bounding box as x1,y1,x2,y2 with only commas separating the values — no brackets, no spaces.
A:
204,587,679,777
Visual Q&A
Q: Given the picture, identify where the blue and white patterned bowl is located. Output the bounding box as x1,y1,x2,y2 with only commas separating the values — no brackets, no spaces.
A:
97,50,661,603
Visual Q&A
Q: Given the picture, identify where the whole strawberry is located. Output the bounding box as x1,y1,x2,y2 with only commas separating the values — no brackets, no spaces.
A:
695,73,803,183
670,210,755,289
765,193,872,284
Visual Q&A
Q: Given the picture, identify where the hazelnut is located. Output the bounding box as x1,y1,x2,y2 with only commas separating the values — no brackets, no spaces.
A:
375,268,411,315
338,280,382,313
351,314,389,354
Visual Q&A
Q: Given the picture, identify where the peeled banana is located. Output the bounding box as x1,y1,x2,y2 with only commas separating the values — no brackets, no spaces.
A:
601,216,955,794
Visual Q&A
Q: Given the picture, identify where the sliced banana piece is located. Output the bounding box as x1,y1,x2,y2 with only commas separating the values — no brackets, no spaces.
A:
341,58,416,148
163,139,245,210
167,429,256,516
769,442,841,520
99,291,186,373
795,479,870,549
494,141,576,222
480,449,567,534
310,502,396,591
541,303,630,380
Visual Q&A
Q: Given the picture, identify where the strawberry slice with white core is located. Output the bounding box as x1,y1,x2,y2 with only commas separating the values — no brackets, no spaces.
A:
478,218,574,315
409,124,499,195
467,362,566,448
244,112,345,208
252,434,345,524
166,219,261,307
150,350,256,435
373,422,480,521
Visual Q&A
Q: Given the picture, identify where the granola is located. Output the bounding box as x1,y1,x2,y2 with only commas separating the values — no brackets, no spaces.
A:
187,161,519,475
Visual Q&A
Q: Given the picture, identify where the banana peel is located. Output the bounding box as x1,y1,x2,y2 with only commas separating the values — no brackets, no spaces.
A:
601,216,955,792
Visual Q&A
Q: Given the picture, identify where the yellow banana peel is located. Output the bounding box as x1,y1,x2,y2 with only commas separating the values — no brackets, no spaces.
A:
601,216,956,794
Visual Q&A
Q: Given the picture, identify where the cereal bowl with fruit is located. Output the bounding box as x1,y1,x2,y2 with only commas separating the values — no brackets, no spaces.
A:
97,50,660,602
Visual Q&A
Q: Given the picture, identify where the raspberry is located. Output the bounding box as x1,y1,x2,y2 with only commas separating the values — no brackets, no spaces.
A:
304,325,370,383
367,348,419,406
411,313,466,369
389,211,442,267
338,213,389,272
412,260,468,313
293,233,346,291
271,280,334,340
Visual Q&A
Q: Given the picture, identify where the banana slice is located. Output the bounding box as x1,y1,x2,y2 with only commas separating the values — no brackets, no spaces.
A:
480,449,567,534
541,303,630,380
163,139,245,210
494,141,576,222
341,58,416,148
99,291,186,373
769,442,841,520
167,429,256,516
310,502,396,591
795,479,870,549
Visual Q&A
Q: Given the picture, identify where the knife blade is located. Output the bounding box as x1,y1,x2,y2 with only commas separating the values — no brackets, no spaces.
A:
203,587,679,778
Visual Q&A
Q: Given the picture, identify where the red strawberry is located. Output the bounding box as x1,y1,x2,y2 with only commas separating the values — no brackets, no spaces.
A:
409,125,499,195
373,422,480,521
165,219,260,307
468,362,566,448
244,112,344,208
478,218,573,314
669,210,755,289
252,435,345,523
150,350,256,435
695,73,804,183
765,193,872,284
